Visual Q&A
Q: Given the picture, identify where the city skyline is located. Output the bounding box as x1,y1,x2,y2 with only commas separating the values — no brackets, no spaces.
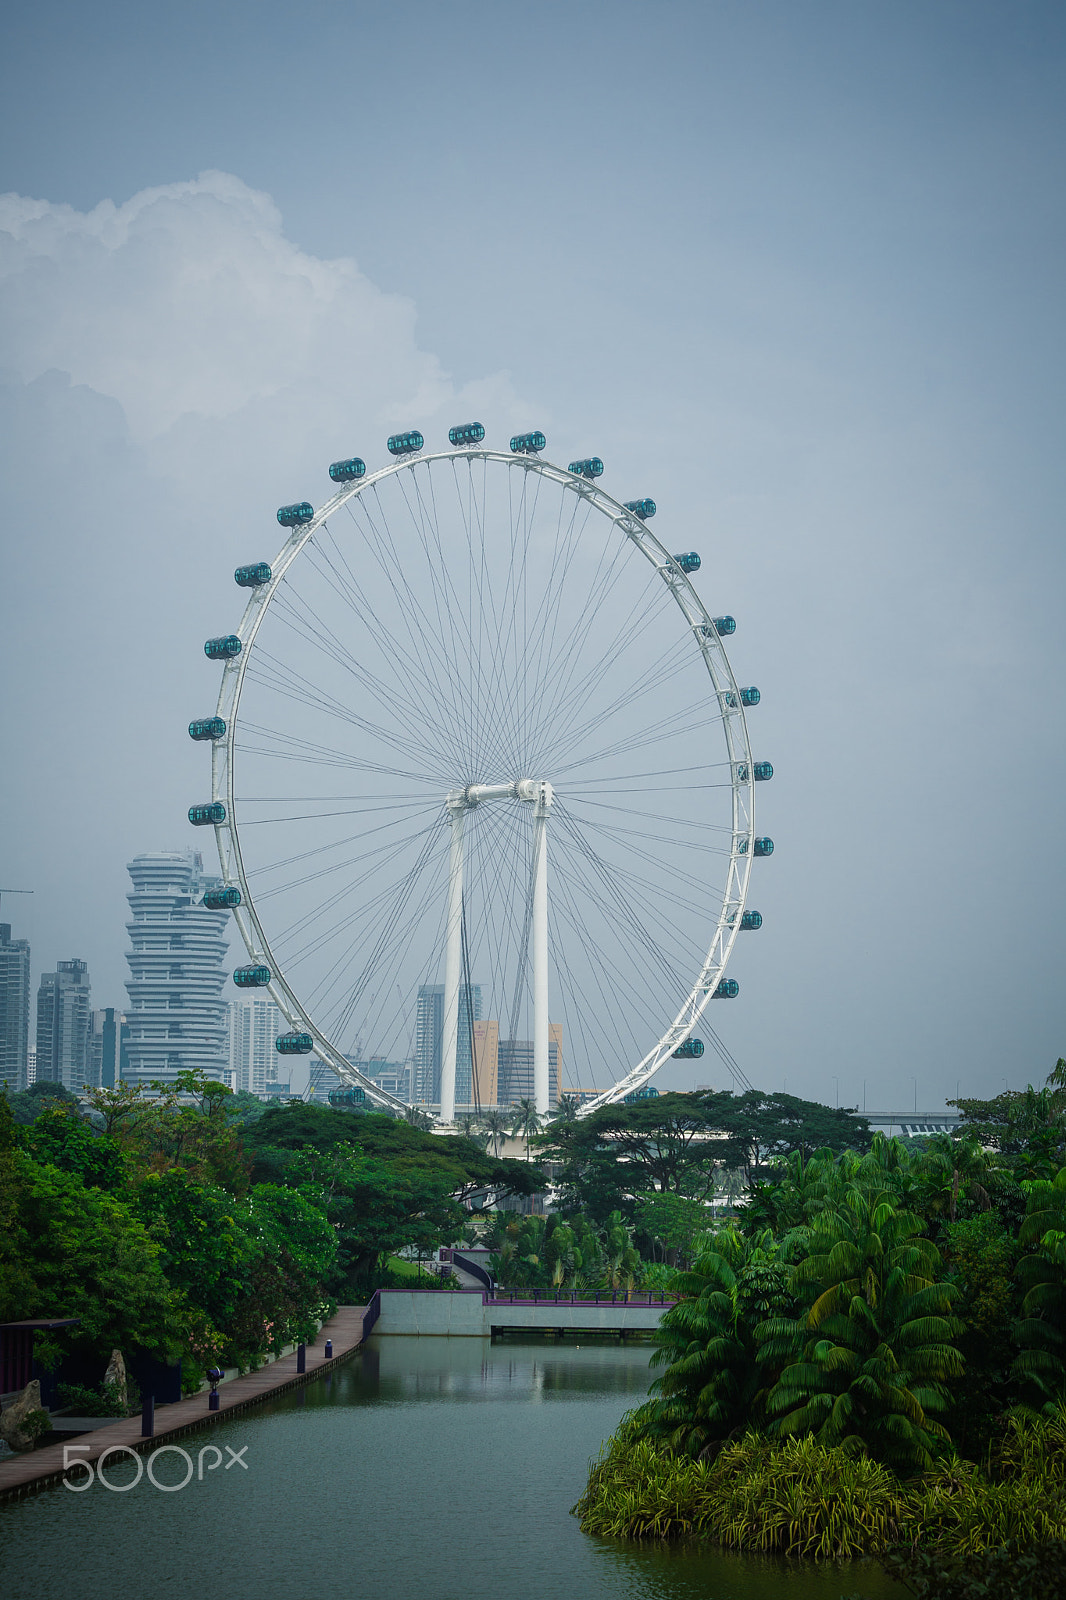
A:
2,5,1063,1110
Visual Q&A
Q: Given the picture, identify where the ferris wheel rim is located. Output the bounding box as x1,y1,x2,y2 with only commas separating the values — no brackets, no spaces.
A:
205,446,757,1118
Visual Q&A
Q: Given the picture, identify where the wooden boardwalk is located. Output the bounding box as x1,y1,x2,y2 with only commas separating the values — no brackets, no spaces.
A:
0,1305,367,1503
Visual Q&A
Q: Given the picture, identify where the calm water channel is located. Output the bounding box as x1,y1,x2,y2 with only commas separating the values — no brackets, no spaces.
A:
1,1338,905,1600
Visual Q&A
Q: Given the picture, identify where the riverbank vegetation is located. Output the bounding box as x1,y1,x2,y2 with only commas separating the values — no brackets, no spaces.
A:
572,1060,1066,1590
0,1074,539,1384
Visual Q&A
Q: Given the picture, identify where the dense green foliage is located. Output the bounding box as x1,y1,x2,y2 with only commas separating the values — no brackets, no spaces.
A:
0,1075,541,1381
484,1208,646,1293
576,1057,1066,1572
541,1089,870,1221
575,1410,1066,1561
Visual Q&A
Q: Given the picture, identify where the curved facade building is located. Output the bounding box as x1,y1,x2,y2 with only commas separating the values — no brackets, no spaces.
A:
124,851,230,1087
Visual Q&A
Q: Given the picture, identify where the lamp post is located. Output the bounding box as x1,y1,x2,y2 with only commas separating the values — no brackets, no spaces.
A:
832,1076,839,1108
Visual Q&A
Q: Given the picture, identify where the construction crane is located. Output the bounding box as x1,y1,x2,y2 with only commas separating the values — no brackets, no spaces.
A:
0,888,33,918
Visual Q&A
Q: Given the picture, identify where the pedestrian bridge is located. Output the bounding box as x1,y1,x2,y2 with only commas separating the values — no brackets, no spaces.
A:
367,1288,674,1339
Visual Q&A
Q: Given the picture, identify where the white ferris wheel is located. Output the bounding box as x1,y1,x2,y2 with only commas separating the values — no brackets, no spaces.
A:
188,426,773,1121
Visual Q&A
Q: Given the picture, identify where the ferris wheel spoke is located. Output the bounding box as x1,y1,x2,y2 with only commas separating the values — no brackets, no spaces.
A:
550,819,698,1020
322,822,450,1046
538,626,702,775
523,505,683,757
276,815,447,977
521,523,655,763
343,488,478,764
396,468,484,763
302,534,469,764
267,587,464,773
555,813,730,927
448,454,517,767
552,705,729,778
551,820,709,981
246,813,439,903
236,723,440,785
246,649,454,775
547,855,674,1076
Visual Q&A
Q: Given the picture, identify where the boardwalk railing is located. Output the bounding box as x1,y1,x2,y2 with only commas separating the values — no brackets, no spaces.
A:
452,1251,494,1291
362,1289,382,1340
486,1290,673,1307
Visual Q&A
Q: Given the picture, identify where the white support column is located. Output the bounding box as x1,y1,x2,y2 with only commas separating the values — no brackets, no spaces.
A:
532,782,553,1115
439,803,466,1123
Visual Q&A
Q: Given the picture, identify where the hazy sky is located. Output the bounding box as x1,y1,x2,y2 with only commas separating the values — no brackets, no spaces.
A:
1,0,1063,1110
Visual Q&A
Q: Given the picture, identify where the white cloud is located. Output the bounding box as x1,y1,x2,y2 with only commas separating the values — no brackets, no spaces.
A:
0,170,522,448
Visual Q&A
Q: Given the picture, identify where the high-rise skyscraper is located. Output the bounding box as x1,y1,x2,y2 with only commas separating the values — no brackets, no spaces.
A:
0,923,31,1092
124,851,230,1087
87,1008,129,1089
229,996,287,1096
36,959,92,1092
496,1024,562,1109
414,982,482,1106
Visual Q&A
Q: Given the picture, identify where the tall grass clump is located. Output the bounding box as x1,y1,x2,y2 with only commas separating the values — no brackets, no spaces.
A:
574,1412,1066,1562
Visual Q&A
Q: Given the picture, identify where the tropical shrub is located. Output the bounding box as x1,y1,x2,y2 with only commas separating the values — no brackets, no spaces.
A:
574,1415,1066,1561
632,1227,794,1457
763,1188,963,1473
1012,1166,1066,1404
574,1428,907,1556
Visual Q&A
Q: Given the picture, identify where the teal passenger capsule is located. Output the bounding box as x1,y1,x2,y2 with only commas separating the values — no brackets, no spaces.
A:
277,502,314,527
189,802,226,826
671,1038,705,1059
276,1032,314,1055
234,965,271,988
699,617,736,639
740,910,762,930
329,457,366,483
329,1086,367,1106
203,886,240,909
387,431,424,456
674,552,700,573
568,458,604,479
623,499,656,519
713,979,740,999
736,761,773,782
725,686,760,708
510,431,546,454
623,1085,661,1103
753,837,774,857
235,563,271,587
189,718,226,741
448,422,485,447
204,635,242,661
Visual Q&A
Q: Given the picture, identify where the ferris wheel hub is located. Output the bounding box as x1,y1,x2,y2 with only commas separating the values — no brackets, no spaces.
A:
445,778,554,811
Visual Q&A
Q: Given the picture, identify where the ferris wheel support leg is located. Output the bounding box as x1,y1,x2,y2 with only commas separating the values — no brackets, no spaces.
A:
532,791,551,1116
439,805,466,1124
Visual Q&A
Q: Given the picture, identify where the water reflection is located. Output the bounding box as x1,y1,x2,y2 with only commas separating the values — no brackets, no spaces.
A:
0,1337,905,1600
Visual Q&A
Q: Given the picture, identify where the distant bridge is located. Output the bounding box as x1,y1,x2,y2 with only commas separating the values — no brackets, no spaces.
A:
852,1111,963,1135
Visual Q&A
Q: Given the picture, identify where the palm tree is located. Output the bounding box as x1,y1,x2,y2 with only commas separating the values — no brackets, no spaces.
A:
404,1105,434,1131
763,1187,964,1474
456,1113,489,1149
510,1097,542,1158
1013,1165,1066,1406
479,1108,509,1158
634,1227,794,1459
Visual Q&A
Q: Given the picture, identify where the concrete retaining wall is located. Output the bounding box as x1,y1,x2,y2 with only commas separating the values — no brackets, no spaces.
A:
372,1289,670,1336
